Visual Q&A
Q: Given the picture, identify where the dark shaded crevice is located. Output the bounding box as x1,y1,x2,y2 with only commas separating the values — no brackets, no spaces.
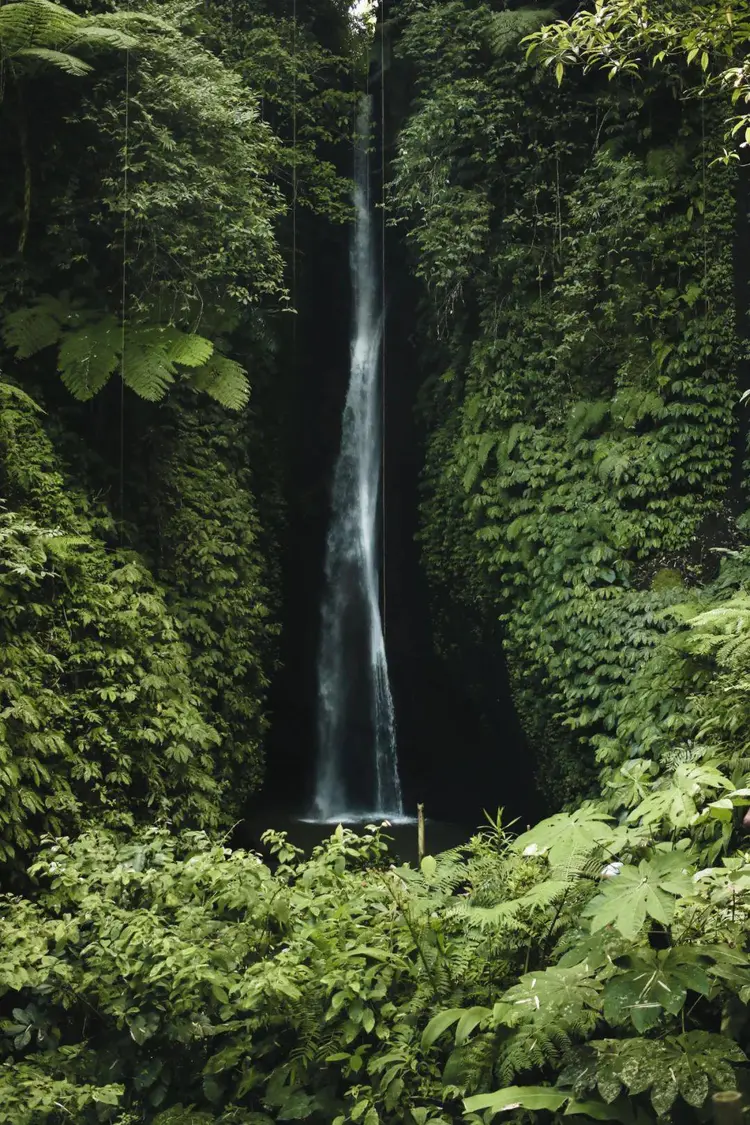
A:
261,9,536,829
263,208,352,811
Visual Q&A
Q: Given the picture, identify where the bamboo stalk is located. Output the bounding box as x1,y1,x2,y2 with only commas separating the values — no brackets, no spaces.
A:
417,803,425,864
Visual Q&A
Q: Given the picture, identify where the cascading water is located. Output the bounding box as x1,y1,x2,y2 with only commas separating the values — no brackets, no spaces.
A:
312,96,404,823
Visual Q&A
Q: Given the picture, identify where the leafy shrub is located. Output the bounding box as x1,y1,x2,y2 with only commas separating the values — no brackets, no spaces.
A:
0,377,221,863
2,773,750,1124
392,0,741,801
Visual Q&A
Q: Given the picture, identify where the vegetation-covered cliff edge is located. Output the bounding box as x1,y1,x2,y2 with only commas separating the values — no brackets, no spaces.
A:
2,1,750,1123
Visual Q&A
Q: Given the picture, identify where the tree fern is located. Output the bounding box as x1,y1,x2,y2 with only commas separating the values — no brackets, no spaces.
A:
2,296,250,410
488,8,556,58
0,1,83,59
0,1,140,76
2,294,75,357
58,317,120,399
188,354,251,411
11,45,91,75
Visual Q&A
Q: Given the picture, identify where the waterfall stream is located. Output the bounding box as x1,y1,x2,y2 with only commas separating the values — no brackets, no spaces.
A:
312,97,404,823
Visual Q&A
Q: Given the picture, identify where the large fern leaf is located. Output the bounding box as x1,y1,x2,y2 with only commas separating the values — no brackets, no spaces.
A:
13,46,91,74
68,26,137,51
57,318,120,400
1,295,75,358
0,0,140,75
189,354,250,411
123,341,177,402
162,328,214,369
3,295,247,408
0,1,81,55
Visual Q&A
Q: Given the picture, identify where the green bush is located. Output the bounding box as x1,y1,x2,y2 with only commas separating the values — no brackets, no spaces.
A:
2,775,749,1124
392,0,741,800
0,378,221,862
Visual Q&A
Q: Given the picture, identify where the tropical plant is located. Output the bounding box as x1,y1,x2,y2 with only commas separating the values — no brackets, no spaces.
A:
392,0,741,801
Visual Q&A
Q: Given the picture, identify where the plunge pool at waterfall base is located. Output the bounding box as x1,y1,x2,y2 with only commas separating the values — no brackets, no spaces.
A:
232,809,481,867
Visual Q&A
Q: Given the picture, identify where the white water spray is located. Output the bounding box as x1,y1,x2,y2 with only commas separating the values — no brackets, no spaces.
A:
313,96,403,823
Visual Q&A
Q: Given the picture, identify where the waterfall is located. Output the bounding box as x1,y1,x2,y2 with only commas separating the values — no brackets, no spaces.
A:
312,96,404,823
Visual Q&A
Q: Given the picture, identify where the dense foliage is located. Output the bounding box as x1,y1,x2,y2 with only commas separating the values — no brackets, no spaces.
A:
2,767,750,1122
0,0,358,859
4,1,750,1123
390,0,748,801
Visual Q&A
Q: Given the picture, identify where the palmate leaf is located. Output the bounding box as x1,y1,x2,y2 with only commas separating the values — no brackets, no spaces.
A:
589,1033,746,1117
514,804,616,868
602,947,711,1031
494,965,602,1031
583,852,694,940
628,762,732,830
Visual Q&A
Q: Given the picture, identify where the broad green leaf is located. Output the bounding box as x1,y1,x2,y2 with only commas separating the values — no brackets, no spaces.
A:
465,1087,568,1114
455,1006,491,1046
515,805,615,868
584,856,692,939
422,1009,463,1049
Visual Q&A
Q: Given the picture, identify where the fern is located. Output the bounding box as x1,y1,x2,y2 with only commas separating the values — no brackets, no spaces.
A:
189,354,251,411
58,318,120,400
2,297,250,410
163,328,214,369
0,0,82,56
488,8,556,58
2,295,76,358
0,0,138,75
12,45,91,75
494,1023,573,1085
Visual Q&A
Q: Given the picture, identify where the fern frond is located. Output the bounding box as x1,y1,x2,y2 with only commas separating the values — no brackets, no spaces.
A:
123,342,177,402
2,295,75,358
69,26,137,51
0,0,143,77
494,1024,572,1085
3,295,242,408
58,318,120,400
189,354,250,411
450,899,521,930
13,45,91,73
162,328,214,369
0,0,81,55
